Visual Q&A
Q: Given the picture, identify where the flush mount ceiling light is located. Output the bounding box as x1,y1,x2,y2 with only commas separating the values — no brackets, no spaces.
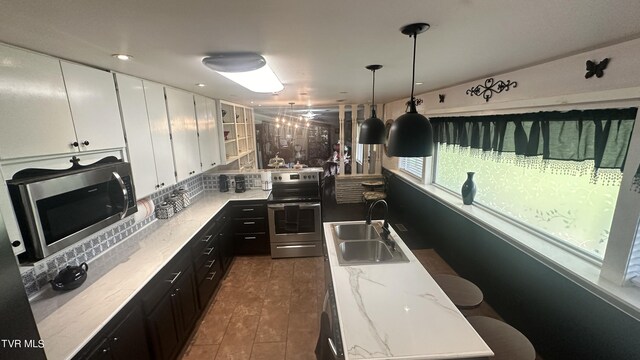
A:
112,54,132,61
387,23,434,157
359,64,386,144
202,52,284,93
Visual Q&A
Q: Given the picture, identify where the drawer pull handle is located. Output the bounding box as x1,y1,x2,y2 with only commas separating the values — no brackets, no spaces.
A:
244,236,256,240
206,271,217,281
166,271,181,284
206,259,216,268
276,244,316,249
201,235,212,242
242,208,255,212
204,247,215,256
243,221,256,225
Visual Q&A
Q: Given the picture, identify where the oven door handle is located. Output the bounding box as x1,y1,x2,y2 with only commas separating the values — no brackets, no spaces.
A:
112,171,129,219
268,203,320,210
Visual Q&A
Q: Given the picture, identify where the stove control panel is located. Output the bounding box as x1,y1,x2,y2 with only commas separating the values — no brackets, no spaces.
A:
272,172,319,183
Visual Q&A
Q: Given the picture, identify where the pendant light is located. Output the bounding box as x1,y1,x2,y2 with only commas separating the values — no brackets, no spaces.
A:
358,65,386,144
387,23,433,157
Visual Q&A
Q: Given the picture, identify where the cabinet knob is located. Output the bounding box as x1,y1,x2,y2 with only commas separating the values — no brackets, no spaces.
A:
112,337,119,342
11,240,21,248
83,140,90,146
71,141,79,147
102,348,109,353
155,184,160,189
161,182,165,186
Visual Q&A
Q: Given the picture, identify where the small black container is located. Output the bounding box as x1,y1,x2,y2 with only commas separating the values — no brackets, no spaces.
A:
50,262,88,291
235,175,246,193
219,175,229,192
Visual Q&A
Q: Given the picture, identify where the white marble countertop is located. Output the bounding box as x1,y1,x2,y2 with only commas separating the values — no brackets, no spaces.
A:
323,221,493,360
35,190,270,360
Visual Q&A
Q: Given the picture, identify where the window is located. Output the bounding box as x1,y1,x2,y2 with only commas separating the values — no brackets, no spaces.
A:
399,157,424,179
432,108,637,259
356,143,364,165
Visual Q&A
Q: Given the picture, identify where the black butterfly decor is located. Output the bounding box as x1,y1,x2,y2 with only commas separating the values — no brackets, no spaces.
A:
438,94,445,103
585,58,609,79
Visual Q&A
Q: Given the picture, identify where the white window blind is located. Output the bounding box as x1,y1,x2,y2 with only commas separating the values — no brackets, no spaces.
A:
627,221,640,286
399,157,424,179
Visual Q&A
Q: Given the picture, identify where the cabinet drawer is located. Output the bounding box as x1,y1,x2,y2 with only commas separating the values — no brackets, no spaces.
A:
233,218,266,233
193,234,219,269
141,252,190,313
190,220,222,259
234,233,269,255
195,249,220,283
197,258,223,308
231,203,266,218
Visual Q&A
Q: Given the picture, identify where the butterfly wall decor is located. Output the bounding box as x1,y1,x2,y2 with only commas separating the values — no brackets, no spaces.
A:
438,94,445,103
585,58,609,79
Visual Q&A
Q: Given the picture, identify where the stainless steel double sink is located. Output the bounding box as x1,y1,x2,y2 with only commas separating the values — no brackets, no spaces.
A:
331,223,409,266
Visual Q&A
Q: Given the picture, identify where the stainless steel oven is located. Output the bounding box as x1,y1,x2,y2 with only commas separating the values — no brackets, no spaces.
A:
8,158,137,260
267,171,322,258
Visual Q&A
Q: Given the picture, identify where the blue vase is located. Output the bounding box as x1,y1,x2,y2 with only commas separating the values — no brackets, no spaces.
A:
461,172,477,205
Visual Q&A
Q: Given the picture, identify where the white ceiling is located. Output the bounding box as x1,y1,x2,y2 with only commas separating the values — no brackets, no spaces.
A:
1,0,640,118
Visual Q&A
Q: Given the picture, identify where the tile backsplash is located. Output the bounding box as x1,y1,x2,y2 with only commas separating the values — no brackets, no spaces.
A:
21,174,205,299
203,172,265,191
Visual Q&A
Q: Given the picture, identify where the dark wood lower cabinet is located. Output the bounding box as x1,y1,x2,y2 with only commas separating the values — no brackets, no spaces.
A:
84,305,150,360
77,202,266,360
145,263,198,360
146,294,180,360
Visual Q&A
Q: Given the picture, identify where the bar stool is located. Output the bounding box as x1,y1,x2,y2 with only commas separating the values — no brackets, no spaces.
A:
467,316,536,360
432,274,483,309
362,180,386,207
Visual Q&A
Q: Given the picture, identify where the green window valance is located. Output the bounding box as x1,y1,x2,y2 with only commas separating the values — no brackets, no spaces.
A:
432,108,637,169
431,108,637,184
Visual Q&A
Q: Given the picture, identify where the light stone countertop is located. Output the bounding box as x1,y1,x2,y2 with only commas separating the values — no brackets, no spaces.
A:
34,190,270,360
323,221,493,360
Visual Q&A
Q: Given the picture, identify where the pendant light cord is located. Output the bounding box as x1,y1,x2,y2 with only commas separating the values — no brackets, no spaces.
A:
410,32,417,103
371,69,376,116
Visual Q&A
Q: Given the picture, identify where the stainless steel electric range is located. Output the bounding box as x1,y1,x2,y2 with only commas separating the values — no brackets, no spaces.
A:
267,171,322,258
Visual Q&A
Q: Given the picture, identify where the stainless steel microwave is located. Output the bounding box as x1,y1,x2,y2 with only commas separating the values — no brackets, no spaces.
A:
8,159,137,260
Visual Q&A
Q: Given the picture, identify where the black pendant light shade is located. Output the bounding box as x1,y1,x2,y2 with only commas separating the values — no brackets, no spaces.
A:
387,22,434,157
359,64,386,144
387,101,433,156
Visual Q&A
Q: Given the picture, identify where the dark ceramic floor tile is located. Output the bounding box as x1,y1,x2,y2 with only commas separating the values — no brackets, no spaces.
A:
181,344,219,360
250,342,286,360
255,310,289,343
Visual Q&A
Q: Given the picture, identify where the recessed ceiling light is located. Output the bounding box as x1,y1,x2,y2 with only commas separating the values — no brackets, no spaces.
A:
112,54,132,61
196,83,206,87
250,101,254,104
415,82,423,85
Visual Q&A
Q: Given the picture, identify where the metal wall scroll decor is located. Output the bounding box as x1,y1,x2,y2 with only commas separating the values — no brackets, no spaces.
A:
585,58,609,79
466,77,518,102
438,94,445,103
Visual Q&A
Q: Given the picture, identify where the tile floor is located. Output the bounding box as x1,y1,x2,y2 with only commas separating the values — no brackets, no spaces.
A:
181,256,325,360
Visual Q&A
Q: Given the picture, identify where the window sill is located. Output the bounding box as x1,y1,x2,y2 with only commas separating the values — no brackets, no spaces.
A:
387,168,640,321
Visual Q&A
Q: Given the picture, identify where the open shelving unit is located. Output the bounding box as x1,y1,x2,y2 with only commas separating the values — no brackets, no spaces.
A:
219,100,257,170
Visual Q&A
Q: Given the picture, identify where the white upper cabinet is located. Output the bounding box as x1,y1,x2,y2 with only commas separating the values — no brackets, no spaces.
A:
0,44,77,160
195,95,222,172
115,73,158,199
60,61,124,152
143,81,176,190
165,87,200,182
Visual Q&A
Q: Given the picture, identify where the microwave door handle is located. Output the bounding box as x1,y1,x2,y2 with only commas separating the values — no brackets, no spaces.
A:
112,172,129,219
